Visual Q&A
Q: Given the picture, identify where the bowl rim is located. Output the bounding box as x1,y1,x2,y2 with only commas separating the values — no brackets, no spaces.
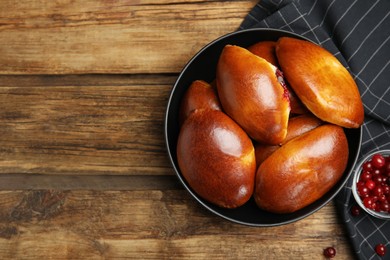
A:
352,149,390,219
164,28,363,226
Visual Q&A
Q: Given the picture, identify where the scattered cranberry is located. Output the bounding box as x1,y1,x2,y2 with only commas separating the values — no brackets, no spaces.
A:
356,153,390,215
323,247,336,258
375,244,386,257
351,205,361,216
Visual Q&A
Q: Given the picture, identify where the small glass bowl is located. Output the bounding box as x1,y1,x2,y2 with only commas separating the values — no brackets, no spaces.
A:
352,149,390,220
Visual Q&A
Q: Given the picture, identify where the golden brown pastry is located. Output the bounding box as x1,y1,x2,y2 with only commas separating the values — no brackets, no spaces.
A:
216,45,291,145
254,144,279,168
248,41,308,115
179,80,222,126
282,114,323,143
254,114,323,166
175,38,359,214
254,124,349,213
247,41,278,66
276,37,364,128
177,109,256,208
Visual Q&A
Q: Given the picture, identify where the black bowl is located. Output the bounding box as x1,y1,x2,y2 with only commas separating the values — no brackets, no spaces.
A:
165,28,362,226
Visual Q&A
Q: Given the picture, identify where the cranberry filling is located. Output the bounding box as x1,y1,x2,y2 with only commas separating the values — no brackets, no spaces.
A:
275,68,290,103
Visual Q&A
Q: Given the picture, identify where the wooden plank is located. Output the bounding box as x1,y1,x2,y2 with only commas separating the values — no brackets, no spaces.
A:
0,0,257,75
0,190,355,259
0,175,181,190
0,74,177,87
0,75,174,175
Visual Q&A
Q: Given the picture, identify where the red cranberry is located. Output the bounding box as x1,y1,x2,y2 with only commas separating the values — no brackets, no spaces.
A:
373,186,384,197
358,186,370,197
356,152,390,214
373,202,380,212
363,197,375,209
361,171,372,181
380,202,389,212
378,194,387,202
383,185,390,195
323,247,336,258
372,154,386,169
373,169,383,176
385,160,390,173
373,175,384,184
372,202,378,211
363,161,373,172
357,180,366,189
366,179,376,190
351,205,361,216
375,244,386,256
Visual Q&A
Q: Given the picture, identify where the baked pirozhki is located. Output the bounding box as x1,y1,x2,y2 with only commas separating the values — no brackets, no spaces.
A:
216,45,291,145
254,114,323,166
176,37,363,213
248,41,308,115
178,80,221,126
254,124,349,213
177,109,256,209
276,37,364,128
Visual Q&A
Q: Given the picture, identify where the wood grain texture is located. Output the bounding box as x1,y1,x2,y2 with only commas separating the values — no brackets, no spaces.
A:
0,1,358,258
0,75,174,175
0,190,355,259
0,175,181,190
0,0,257,75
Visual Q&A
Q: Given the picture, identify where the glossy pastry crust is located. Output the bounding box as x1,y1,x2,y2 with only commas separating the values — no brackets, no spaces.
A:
178,80,221,126
255,124,349,213
216,45,291,145
177,109,256,209
276,37,364,128
254,114,323,166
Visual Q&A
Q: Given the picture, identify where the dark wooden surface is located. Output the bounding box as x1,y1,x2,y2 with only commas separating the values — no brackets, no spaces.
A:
0,1,355,259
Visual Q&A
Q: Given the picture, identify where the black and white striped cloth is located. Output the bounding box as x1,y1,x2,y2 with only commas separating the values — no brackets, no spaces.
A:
240,1,390,259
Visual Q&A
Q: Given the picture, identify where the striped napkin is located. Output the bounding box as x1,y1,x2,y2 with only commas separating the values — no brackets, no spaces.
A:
240,0,390,259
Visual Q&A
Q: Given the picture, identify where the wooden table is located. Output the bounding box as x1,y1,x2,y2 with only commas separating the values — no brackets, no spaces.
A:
0,1,355,259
